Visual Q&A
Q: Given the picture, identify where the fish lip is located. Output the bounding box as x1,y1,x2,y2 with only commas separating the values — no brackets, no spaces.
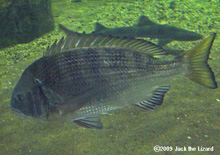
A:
10,106,25,116
10,105,48,121
10,106,44,120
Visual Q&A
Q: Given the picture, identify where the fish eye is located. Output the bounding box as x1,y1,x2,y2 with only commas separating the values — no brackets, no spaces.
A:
16,94,25,101
35,79,42,84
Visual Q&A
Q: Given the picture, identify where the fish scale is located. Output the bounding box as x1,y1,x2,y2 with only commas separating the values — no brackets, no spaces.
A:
10,32,217,129
28,47,183,119
32,47,182,88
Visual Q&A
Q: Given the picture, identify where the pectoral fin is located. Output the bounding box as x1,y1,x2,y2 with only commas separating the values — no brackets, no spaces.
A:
73,116,103,129
158,39,173,46
135,85,170,110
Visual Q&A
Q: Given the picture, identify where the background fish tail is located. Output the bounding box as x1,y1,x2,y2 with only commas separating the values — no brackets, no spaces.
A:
184,33,217,89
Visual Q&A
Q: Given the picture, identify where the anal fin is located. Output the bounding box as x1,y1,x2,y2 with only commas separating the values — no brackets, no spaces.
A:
135,85,170,110
73,116,103,129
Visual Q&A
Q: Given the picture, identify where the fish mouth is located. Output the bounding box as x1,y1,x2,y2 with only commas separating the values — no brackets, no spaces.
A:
10,106,46,121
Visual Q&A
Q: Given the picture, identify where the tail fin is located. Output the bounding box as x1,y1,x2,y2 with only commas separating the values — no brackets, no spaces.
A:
184,33,217,89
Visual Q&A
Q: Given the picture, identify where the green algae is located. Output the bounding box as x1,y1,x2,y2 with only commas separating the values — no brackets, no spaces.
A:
0,0,54,49
0,0,220,154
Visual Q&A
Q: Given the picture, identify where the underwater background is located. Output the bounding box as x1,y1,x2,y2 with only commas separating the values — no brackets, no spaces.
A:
1,0,220,154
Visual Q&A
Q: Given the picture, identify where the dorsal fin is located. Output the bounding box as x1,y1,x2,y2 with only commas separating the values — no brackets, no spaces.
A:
59,24,75,35
44,31,166,58
136,15,156,27
95,22,107,32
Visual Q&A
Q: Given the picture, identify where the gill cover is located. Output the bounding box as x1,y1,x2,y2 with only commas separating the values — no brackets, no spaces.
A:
10,69,49,118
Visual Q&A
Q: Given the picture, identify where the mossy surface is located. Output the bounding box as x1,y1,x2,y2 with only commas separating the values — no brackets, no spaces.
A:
1,0,220,154
0,0,54,49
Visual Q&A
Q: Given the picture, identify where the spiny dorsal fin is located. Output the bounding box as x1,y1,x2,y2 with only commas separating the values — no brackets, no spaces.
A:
44,37,65,56
45,31,166,58
135,85,170,110
136,15,156,27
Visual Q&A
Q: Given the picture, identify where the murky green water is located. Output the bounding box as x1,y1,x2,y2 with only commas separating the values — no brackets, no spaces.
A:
1,0,220,154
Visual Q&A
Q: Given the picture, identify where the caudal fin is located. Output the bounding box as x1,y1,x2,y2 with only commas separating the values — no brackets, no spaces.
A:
184,33,217,89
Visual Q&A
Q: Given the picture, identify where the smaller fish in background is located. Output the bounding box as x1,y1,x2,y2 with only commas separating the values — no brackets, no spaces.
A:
71,0,82,2
59,15,203,46
94,15,203,46
10,32,217,129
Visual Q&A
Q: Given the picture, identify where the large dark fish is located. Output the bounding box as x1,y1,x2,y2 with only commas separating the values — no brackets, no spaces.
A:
59,15,203,46
10,32,217,129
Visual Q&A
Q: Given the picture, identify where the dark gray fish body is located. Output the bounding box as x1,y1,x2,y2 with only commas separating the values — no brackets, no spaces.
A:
59,15,203,46
93,15,203,46
94,23,202,41
10,32,217,129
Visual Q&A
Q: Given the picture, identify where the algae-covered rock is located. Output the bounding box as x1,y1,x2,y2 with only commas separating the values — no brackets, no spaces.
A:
0,0,54,49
